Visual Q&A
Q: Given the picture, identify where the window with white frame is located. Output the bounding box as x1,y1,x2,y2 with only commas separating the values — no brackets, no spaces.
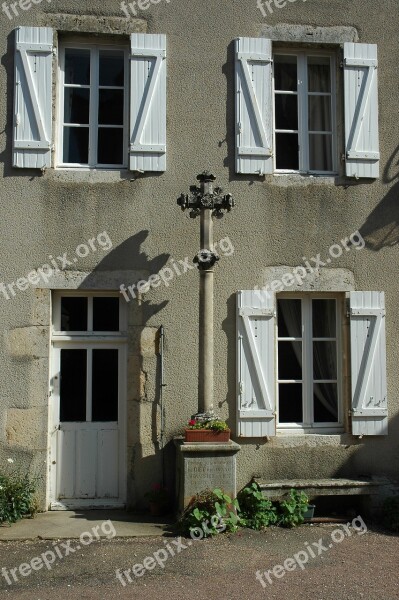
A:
59,44,129,168
276,295,341,430
273,52,336,174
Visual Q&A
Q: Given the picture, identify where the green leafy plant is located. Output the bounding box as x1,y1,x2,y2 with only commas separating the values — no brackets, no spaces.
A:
276,489,310,528
186,418,229,432
237,482,278,530
177,487,240,537
0,459,39,525
382,496,399,532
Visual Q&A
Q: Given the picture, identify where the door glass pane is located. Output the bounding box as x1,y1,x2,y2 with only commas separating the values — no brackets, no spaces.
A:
274,55,297,91
92,350,118,421
65,49,90,85
64,88,90,124
99,50,125,86
98,89,124,125
309,134,332,171
313,341,337,379
308,96,331,132
312,299,336,338
93,297,120,331
97,128,124,165
314,383,338,422
308,56,330,93
278,341,302,379
275,133,299,170
61,297,88,331
278,299,302,338
279,383,302,422
60,349,87,422
63,127,89,163
275,95,298,130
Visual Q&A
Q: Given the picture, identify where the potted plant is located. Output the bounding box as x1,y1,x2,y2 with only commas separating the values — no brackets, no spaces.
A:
144,483,170,516
184,416,231,442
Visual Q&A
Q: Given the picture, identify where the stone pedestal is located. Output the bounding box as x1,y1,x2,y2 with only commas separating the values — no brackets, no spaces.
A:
174,438,241,515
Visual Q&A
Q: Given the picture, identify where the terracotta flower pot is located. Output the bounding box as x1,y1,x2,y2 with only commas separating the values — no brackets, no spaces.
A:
184,428,230,443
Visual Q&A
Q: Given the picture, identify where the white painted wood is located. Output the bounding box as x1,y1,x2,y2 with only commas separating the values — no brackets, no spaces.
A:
57,429,76,499
344,43,379,178
129,34,166,172
98,429,119,498
237,290,276,437
76,428,97,498
349,291,388,435
13,27,53,169
235,38,273,175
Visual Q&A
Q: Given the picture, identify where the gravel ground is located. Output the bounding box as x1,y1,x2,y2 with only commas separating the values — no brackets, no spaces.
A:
0,522,398,600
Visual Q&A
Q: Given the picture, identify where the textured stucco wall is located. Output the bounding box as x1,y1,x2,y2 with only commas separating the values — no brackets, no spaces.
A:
0,0,399,509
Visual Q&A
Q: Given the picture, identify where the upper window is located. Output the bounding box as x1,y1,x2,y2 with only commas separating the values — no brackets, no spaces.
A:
273,52,336,174
59,44,129,168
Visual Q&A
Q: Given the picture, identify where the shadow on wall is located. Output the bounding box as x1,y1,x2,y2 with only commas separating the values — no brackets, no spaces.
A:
77,230,173,508
360,145,399,250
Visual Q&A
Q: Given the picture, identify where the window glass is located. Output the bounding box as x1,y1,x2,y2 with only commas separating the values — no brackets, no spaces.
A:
275,134,299,170
64,88,90,124
279,384,303,423
314,383,338,422
60,349,87,421
92,349,119,421
93,297,120,331
99,50,124,86
63,127,89,164
61,297,88,331
274,55,297,91
308,56,330,93
65,49,90,85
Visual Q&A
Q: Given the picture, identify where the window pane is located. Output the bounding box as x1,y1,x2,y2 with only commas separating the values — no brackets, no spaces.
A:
64,88,90,124
314,383,338,422
308,57,331,93
278,341,302,379
97,128,124,165
65,49,90,85
93,297,120,331
312,299,336,338
63,127,89,163
274,55,297,91
278,299,302,338
99,50,125,86
98,90,124,125
309,134,332,171
275,94,298,130
275,133,299,170
60,349,87,422
279,383,302,423
61,297,88,331
92,350,118,421
309,96,331,132
313,341,337,379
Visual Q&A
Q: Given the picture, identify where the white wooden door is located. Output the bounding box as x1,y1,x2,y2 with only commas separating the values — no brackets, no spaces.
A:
50,343,126,509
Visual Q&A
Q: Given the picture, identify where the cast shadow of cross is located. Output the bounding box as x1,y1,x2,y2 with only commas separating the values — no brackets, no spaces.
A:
359,145,399,250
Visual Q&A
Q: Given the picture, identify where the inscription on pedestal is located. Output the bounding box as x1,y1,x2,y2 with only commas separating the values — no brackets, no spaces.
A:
184,456,235,500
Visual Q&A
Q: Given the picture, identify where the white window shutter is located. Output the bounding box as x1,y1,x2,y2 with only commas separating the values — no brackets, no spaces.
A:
129,34,166,172
349,291,388,435
237,290,276,437
235,38,273,175
13,27,53,169
344,43,379,179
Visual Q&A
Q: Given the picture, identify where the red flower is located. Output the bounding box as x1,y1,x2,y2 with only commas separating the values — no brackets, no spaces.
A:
188,419,196,426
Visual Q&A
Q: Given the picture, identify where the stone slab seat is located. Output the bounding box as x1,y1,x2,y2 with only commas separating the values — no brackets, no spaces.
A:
253,477,385,500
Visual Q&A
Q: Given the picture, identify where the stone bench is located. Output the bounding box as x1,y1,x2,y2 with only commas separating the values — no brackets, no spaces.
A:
253,477,385,501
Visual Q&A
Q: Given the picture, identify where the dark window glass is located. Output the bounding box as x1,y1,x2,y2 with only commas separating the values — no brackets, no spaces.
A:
278,341,302,379
97,128,124,165
275,95,298,131
65,49,90,85
307,57,330,93
274,55,297,91
314,383,338,422
99,50,125,86
61,297,88,331
312,300,336,338
98,89,124,125
93,297,120,331
92,349,118,421
278,299,302,338
63,127,89,163
308,96,331,132
60,349,87,422
275,133,299,170
313,341,337,379
64,88,90,124
309,134,333,171
279,383,302,422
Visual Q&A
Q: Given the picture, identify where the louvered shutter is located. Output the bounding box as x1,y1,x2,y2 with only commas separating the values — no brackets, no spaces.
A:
129,34,166,172
349,291,388,435
237,290,276,437
344,43,379,179
235,38,273,175
13,27,53,169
